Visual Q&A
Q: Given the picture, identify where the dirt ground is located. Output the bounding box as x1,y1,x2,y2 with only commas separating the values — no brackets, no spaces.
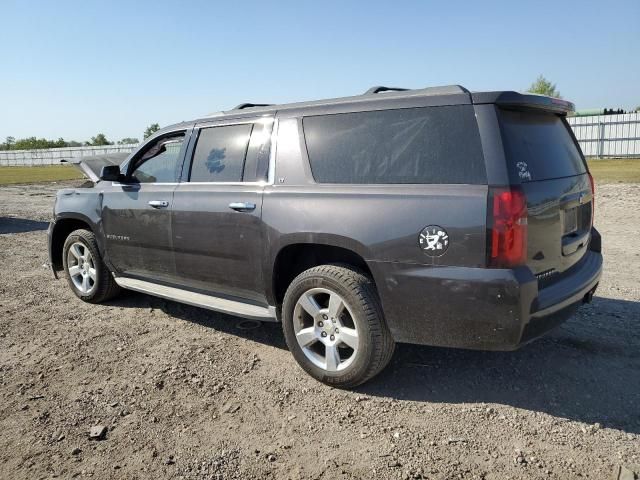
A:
0,181,638,480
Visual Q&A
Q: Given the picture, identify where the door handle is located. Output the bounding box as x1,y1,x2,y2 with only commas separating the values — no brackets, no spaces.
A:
148,200,169,209
228,202,256,212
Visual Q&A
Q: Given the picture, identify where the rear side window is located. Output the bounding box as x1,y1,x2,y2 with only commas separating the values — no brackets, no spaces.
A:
303,106,486,184
189,124,253,182
498,110,586,182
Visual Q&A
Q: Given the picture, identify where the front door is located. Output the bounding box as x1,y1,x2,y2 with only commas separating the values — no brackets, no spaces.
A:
101,130,188,283
171,118,273,304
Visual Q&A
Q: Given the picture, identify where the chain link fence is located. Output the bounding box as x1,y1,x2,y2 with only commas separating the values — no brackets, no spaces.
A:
568,112,640,158
0,144,138,166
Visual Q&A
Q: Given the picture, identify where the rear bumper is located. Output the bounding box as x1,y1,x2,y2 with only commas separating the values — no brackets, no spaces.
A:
370,229,603,350
522,247,601,344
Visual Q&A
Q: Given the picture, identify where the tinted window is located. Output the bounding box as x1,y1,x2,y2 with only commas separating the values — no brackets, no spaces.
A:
131,135,185,183
499,110,586,182
189,124,253,182
303,106,486,184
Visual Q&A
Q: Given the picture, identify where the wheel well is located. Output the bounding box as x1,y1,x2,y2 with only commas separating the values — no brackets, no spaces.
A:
50,219,92,271
272,244,374,305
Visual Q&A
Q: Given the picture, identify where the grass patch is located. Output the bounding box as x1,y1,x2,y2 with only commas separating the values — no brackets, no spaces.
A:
587,158,640,184
0,165,83,185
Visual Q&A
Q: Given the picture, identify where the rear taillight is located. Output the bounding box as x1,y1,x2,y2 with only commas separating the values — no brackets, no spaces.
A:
488,187,528,268
588,172,595,224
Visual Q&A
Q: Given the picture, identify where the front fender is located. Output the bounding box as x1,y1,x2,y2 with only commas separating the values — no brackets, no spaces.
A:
54,188,104,248
50,189,106,272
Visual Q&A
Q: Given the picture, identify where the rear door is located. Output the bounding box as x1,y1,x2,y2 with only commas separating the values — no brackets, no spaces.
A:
498,109,593,278
170,117,273,303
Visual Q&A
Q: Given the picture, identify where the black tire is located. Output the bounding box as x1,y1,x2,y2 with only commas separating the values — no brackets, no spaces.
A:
62,229,120,303
282,264,395,388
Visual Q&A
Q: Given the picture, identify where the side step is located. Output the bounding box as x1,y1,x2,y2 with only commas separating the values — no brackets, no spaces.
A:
114,277,277,321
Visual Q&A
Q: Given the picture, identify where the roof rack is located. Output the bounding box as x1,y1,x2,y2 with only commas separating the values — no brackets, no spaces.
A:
364,86,409,95
233,103,273,110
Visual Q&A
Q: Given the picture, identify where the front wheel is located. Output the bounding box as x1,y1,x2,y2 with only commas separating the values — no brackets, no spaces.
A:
282,264,395,388
62,229,120,303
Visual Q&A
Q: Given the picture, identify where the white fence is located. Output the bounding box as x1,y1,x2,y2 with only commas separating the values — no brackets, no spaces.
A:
568,112,640,158
1,112,639,166
0,144,138,166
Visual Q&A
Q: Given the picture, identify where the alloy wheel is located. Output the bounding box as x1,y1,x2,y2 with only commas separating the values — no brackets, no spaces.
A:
66,242,97,294
293,287,360,372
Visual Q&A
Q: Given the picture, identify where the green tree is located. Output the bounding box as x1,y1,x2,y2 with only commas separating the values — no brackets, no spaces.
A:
13,137,63,149
527,75,562,98
0,136,15,150
87,133,113,146
143,123,160,139
12,137,37,149
53,137,67,148
118,137,139,145
635,106,640,112
0,136,84,150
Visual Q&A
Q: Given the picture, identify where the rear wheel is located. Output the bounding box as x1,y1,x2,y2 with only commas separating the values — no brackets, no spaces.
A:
62,229,120,303
282,264,395,388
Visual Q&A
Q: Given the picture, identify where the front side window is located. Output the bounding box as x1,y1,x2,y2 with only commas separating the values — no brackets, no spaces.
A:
131,134,185,183
189,124,253,182
303,106,486,184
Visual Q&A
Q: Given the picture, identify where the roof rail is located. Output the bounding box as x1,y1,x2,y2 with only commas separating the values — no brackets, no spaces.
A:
233,103,273,110
364,86,409,95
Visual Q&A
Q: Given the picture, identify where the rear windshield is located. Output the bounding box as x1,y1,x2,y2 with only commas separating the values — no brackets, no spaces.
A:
498,109,586,182
303,105,487,184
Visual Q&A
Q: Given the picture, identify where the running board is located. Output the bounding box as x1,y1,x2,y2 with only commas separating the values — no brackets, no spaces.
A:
114,277,277,321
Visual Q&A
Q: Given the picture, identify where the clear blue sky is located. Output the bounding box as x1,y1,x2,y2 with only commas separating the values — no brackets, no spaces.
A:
1,0,638,142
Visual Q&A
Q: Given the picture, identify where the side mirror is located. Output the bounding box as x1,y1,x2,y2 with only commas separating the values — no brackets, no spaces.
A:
100,165,124,182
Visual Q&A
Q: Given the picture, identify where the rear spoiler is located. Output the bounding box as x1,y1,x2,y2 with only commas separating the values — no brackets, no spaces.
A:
472,91,575,115
61,153,130,183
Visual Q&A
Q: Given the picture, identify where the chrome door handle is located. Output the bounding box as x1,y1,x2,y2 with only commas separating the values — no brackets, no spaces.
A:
148,200,169,209
228,202,256,212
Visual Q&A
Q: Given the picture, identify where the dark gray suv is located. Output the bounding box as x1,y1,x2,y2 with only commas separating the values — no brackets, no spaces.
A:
48,85,603,387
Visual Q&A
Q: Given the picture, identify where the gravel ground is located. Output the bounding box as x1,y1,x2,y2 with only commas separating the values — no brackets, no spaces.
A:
0,181,638,480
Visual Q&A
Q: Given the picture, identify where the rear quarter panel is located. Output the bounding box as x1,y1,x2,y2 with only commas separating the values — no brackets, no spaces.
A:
265,117,487,266
263,117,490,342
262,184,488,266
